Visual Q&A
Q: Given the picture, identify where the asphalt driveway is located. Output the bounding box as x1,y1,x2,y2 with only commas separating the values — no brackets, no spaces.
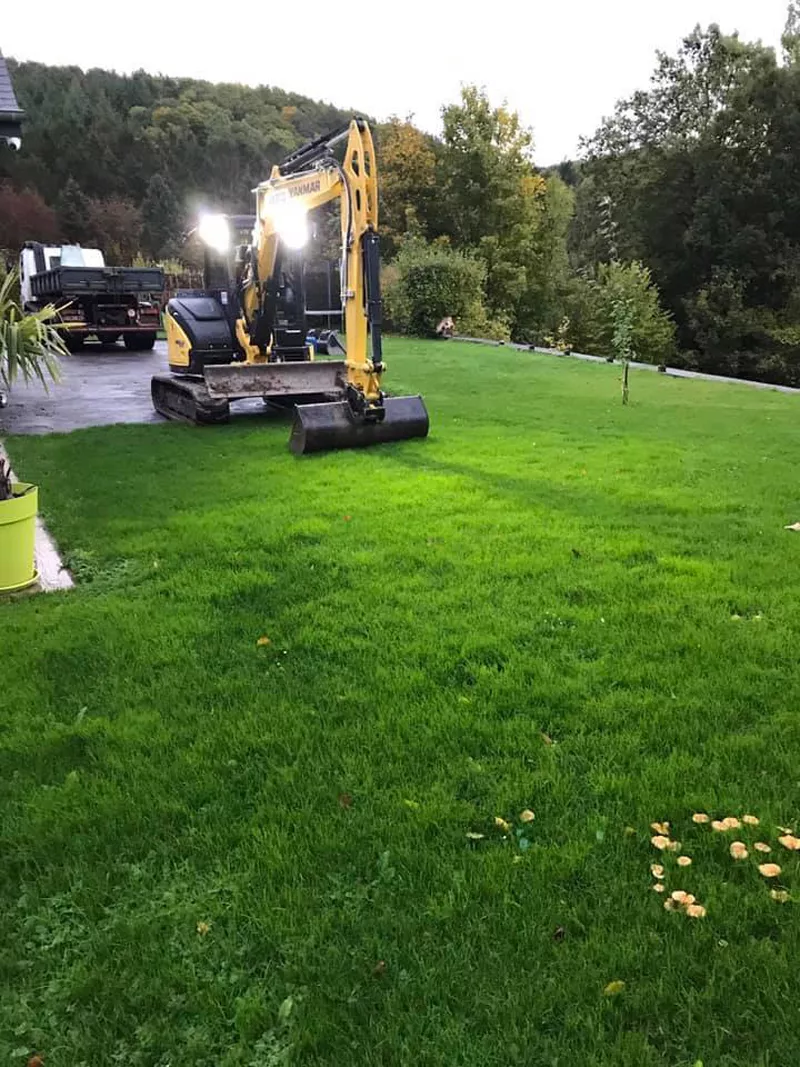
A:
1,341,167,434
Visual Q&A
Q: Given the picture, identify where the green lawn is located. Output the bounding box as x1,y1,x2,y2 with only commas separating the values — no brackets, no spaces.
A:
3,340,800,1066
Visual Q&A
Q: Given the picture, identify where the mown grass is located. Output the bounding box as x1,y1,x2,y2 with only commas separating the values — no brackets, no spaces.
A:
3,340,800,1066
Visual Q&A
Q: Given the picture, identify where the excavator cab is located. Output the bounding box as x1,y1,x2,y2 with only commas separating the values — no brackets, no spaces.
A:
151,119,429,453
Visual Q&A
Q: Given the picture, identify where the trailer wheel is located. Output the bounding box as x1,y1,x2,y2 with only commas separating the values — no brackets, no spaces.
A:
124,332,157,351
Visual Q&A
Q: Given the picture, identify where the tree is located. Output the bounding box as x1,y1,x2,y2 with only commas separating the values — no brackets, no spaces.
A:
57,177,91,244
377,118,438,257
87,197,142,260
572,17,800,381
141,173,181,259
0,183,59,249
783,1,800,65
565,261,675,365
439,86,561,337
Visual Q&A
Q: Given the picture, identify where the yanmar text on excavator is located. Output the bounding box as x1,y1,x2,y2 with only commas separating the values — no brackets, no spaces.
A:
151,118,430,454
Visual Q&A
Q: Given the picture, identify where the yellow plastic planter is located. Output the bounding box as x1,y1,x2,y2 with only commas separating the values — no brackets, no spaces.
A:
0,482,38,592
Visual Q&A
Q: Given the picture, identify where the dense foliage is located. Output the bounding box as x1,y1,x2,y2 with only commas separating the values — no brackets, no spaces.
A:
0,60,355,259
383,242,505,340
572,10,800,383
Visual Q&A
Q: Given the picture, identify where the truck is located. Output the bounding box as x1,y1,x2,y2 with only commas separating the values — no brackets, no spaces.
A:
20,243,164,350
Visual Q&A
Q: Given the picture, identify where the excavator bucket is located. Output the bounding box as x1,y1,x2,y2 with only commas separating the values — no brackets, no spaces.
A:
289,395,430,455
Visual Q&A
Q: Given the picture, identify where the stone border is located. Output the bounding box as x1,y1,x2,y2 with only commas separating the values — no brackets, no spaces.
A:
450,337,800,395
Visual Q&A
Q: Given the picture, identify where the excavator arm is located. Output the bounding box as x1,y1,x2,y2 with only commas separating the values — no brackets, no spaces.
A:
241,119,384,416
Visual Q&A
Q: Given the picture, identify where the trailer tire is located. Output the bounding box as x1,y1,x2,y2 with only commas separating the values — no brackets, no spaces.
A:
124,332,157,351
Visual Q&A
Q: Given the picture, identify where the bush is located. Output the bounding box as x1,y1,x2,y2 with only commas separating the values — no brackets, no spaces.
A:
383,242,497,338
565,261,675,364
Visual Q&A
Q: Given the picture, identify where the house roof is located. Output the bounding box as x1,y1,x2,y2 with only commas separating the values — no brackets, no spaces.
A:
0,53,24,117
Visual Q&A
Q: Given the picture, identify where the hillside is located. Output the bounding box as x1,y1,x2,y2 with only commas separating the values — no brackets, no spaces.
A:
0,59,362,254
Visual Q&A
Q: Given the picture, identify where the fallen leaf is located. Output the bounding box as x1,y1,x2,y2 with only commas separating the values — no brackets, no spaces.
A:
338,793,353,809
196,920,211,936
603,980,625,997
671,890,690,904
784,522,800,531
651,821,670,834
743,814,760,826
373,960,387,977
553,925,566,942
652,882,666,893
730,841,749,861
771,889,791,903
650,864,665,878
494,816,511,833
755,842,771,853
692,812,710,824
651,835,670,850
541,732,554,745
520,809,535,823
466,832,485,841
624,825,637,836
343,515,352,522
402,798,420,810
778,825,795,835
278,995,294,1022
778,834,800,851
27,1058,44,1067
666,840,681,852
686,904,707,918
256,636,271,647
722,816,741,829
758,863,782,878
677,855,692,867
711,820,728,832
664,898,677,911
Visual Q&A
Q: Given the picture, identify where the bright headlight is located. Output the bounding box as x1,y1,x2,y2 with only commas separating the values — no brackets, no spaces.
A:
268,202,309,251
197,213,231,254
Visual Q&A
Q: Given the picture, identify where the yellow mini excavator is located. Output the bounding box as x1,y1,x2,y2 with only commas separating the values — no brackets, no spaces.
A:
151,118,429,454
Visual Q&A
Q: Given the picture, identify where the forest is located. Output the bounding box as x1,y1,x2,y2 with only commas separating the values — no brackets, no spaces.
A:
3,4,800,385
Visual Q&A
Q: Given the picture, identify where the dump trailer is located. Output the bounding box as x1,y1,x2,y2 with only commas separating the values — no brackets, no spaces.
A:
151,118,429,454
20,243,164,350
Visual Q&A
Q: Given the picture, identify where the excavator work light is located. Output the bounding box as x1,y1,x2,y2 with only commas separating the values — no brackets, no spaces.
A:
197,213,231,254
267,202,309,251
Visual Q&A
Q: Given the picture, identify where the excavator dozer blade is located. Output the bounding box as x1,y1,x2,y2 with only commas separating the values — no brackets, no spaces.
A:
289,395,430,455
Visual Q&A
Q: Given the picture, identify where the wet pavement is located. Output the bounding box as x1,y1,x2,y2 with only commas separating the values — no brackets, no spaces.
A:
1,341,168,435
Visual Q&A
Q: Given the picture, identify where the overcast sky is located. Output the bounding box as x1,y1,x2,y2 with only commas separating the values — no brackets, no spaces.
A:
1,0,789,164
